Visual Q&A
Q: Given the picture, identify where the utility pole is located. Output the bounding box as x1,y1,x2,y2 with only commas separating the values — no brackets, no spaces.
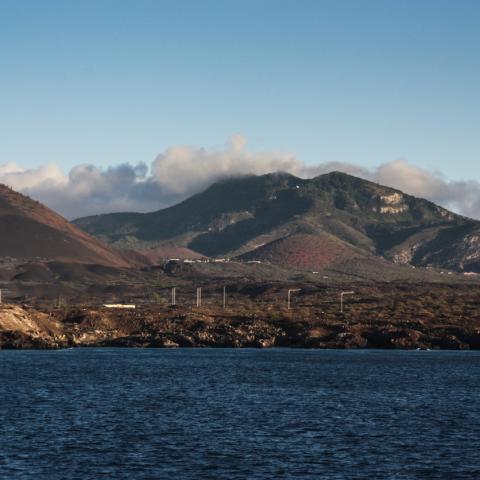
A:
288,289,301,310
171,287,176,306
223,285,226,309
340,291,355,313
196,287,202,307
0,289,11,305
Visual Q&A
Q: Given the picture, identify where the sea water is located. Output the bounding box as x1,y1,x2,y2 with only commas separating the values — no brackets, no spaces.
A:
1,349,480,479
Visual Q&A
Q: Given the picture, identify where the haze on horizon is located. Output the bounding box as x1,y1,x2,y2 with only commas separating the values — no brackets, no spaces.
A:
0,0,479,219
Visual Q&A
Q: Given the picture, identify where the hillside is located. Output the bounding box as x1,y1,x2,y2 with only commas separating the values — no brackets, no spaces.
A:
74,172,480,273
0,184,132,267
238,232,365,271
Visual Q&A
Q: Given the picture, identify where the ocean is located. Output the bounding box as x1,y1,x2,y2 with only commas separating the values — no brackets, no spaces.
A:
1,348,480,479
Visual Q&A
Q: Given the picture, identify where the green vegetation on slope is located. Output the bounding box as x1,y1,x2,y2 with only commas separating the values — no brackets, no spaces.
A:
73,171,480,272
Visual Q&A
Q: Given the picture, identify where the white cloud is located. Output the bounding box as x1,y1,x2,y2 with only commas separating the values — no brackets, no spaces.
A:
1,136,479,220
150,134,302,195
0,162,67,190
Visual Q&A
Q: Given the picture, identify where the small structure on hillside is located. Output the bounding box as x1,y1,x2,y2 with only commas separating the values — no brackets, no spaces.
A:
103,304,136,309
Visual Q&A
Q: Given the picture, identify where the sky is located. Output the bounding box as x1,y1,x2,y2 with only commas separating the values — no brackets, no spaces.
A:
0,0,479,218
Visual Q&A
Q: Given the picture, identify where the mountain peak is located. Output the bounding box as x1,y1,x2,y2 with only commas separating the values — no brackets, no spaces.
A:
321,170,353,178
315,170,381,189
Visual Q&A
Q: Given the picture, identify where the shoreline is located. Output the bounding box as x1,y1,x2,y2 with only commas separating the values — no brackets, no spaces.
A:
2,294,480,350
1,345,478,351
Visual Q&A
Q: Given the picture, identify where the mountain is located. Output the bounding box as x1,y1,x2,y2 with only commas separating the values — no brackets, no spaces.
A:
0,183,132,267
73,171,480,273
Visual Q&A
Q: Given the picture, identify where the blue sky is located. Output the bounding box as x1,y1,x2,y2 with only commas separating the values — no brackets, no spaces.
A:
1,0,479,179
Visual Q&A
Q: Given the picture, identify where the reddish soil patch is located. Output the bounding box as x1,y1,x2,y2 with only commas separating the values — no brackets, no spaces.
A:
0,184,132,267
240,233,361,270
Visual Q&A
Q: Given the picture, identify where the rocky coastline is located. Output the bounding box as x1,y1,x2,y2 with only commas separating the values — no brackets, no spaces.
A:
2,284,480,350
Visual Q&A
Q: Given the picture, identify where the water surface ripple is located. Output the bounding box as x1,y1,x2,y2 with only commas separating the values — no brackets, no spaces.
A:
1,349,480,479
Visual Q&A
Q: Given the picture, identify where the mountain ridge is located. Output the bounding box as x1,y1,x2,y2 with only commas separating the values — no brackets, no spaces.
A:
67,171,480,273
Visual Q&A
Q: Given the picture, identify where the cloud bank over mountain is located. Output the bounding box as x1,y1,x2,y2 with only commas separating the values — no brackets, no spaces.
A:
1,136,479,220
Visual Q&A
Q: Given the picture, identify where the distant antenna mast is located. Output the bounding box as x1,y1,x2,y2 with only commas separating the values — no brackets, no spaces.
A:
196,288,202,307
287,289,301,310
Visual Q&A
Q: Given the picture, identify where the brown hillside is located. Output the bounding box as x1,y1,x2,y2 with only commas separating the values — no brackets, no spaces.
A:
239,233,364,271
0,184,132,267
